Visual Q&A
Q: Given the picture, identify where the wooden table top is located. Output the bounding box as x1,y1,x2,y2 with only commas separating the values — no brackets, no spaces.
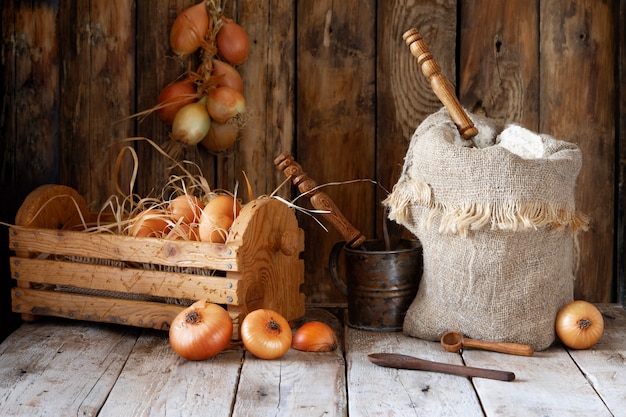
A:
0,305,624,417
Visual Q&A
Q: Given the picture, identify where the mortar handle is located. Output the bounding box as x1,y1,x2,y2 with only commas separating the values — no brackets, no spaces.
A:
274,152,366,248
403,28,478,142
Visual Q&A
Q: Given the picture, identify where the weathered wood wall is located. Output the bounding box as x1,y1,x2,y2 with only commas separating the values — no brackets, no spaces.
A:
1,1,623,341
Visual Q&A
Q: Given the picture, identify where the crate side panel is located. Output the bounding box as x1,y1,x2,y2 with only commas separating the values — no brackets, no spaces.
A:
11,257,241,305
9,227,240,270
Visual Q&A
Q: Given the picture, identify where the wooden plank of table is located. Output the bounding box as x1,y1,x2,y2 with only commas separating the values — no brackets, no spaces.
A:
98,330,244,417
461,306,623,417
232,309,346,417
464,346,611,417
0,319,140,417
566,304,626,416
233,348,345,417
345,328,484,416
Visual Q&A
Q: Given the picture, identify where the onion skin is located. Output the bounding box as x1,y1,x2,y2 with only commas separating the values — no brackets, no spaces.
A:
157,79,197,126
168,194,205,224
167,222,200,241
201,120,239,152
198,195,240,243
211,60,244,92
170,2,210,57
292,321,338,352
171,100,211,146
206,86,246,124
555,300,604,350
169,300,233,361
128,209,171,238
216,18,250,65
240,309,292,360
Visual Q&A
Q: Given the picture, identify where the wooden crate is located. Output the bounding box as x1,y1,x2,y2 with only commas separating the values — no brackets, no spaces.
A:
8,185,305,338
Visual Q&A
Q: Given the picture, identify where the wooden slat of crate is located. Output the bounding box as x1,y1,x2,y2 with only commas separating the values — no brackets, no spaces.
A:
10,257,240,305
9,226,240,270
11,288,242,336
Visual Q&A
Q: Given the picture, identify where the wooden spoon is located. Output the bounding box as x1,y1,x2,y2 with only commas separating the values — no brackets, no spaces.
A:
441,331,534,356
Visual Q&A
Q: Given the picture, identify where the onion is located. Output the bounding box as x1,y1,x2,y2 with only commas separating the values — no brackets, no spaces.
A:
168,194,205,224
171,99,211,146
167,222,200,241
201,120,239,152
206,86,246,124
216,18,250,65
292,321,338,352
211,60,244,92
170,2,210,57
555,300,604,350
198,195,241,243
169,300,233,360
128,209,171,238
157,79,197,126
240,309,292,360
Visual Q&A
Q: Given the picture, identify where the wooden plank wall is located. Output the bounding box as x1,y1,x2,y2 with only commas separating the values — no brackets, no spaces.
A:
1,1,623,334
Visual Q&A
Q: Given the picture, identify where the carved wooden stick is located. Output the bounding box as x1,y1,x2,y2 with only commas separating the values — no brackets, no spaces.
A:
274,152,366,248
403,28,478,142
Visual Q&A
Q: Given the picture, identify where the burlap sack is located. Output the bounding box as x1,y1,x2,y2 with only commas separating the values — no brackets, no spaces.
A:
383,108,589,351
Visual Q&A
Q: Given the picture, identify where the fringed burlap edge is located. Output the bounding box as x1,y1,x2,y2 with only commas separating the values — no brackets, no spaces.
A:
383,178,590,237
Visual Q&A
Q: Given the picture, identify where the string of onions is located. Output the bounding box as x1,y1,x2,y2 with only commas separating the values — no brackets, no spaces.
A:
159,0,251,156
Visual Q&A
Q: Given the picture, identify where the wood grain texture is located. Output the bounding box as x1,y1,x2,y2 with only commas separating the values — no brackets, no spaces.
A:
376,0,457,239
227,197,305,322
0,305,624,416
9,227,240,269
463,304,624,416
135,0,217,199
99,331,244,417
58,0,136,208
234,1,296,199
459,1,540,129
540,0,615,302
346,328,484,416
0,320,141,417
0,1,18,185
296,0,376,304
3,3,59,189
1,1,622,305
615,1,626,306
566,304,626,414
11,257,241,305
233,308,345,417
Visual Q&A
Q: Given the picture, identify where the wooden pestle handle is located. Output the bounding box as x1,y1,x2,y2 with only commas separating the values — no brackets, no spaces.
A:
403,28,478,141
463,338,535,357
368,353,515,382
274,152,366,248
